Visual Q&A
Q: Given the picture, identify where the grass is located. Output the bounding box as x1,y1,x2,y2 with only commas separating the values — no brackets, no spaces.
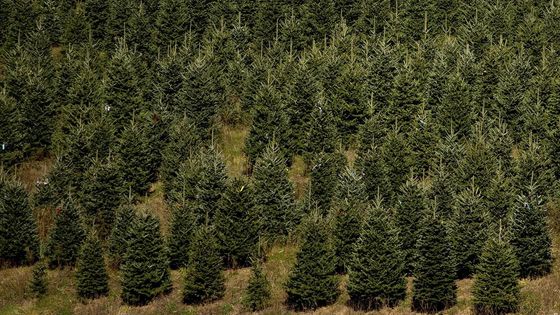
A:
3,123,560,314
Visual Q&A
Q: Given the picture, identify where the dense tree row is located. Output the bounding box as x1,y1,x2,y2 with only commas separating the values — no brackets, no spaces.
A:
0,0,558,313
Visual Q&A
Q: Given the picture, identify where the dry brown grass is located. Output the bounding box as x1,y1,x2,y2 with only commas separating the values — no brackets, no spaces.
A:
288,156,308,200
13,157,54,193
219,124,250,178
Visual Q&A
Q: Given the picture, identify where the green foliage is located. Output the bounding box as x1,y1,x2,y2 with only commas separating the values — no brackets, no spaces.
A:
252,141,296,238
511,184,553,278
347,201,406,310
309,152,343,213
356,145,389,202
0,176,39,266
76,232,109,299
195,146,228,221
121,212,172,306
45,197,86,268
108,204,135,267
285,214,339,311
117,120,153,198
243,261,271,311
485,168,514,223
29,260,48,298
183,225,225,305
472,235,520,315
215,178,258,268
381,129,413,205
395,177,426,274
412,210,457,312
153,0,189,47
168,201,198,270
306,103,338,159
451,184,490,279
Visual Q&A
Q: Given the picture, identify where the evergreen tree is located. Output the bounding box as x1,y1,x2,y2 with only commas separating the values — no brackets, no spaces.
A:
389,60,423,131
395,177,426,274
486,167,514,223
117,119,153,197
412,210,457,312
245,80,291,166
76,231,109,299
108,204,135,267
84,0,109,46
252,141,296,238
333,166,367,273
29,260,48,298
183,225,225,304
309,152,342,213
451,184,490,279
121,212,172,306
106,0,134,42
285,214,339,311
153,0,188,47
165,155,203,204
80,156,125,239
347,201,407,310
306,104,338,158
195,146,228,221
215,178,258,268
168,200,198,270
472,233,520,315
243,261,271,311
381,128,413,205
0,176,39,266
356,145,390,202
511,184,553,278
45,197,86,268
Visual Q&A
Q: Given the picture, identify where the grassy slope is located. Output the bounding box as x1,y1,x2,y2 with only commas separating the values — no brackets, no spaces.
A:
1,124,559,315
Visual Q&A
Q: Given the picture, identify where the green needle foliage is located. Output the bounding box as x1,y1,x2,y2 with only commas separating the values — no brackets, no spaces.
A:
285,214,339,311
117,119,153,198
412,210,457,313
243,260,271,312
0,175,39,266
472,233,520,315
347,200,406,311
29,260,48,298
108,204,135,267
45,196,86,268
121,212,172,306
167,200,198,270
183,225,225,305
511,183,553,278
76,231,109,299
195,146,228,221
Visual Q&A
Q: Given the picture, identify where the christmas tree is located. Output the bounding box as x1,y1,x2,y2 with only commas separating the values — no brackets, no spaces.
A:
76,231,109,299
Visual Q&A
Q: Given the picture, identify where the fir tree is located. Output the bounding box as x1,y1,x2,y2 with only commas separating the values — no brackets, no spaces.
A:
0,176,39,266
121,212,172,306
472,233,520,315
108,204,135,267
215,178,258,268
285,214,339,311
195,146,227,221
168,200,198,270
486,167,514,223
76,231,109,299
243,260,271,312
356,145,390,202
396,177,426,274
45,197,86,268
451,184,490,279
183,225,225,304
252,141,296,238
306,104,338,158
309,152,342,213
511,183,553,278
381,128,413,205
412,210,457,312
84,0,109,46
153,0,188,47
347,200,406,310
117,119,153,198
29,260,48,298
165,155,203,204
389,61,423,131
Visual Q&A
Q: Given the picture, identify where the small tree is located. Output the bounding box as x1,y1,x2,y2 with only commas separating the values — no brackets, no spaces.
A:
511,183,553,278
347,200,406,310
395,177,426,274
168,200,198,270
252,141,296,238
309,152,342,213
0,175,39,266
215,178,258,268
183,225,225,304
108,204,135,267
29,260,48,298
195,146,227,221
242,260,271,312
117,119,153,198
412,210,457,312
472,232,520,315
285,214,339,311
45,196,86,268
121,212,172,306
76,231,109,299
